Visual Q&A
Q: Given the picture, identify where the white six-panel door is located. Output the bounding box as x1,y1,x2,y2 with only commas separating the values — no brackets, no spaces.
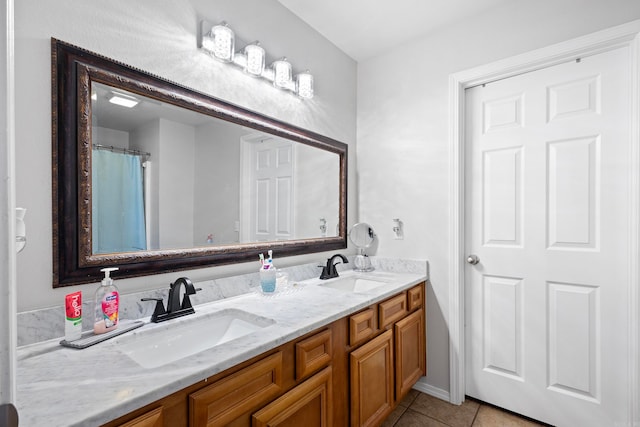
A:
249,138,294,242
464,47,630,426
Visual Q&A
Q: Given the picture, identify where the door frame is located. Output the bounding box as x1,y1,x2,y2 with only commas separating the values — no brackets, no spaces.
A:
448,19,640,424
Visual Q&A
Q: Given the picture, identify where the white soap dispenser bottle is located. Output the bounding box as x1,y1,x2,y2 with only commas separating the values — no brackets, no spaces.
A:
94,267,120,334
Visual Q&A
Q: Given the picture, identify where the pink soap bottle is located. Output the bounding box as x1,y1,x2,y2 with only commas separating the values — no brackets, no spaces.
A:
93,267,120,334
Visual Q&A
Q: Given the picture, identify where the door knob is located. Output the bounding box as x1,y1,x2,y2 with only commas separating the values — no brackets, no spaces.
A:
466,254,480,265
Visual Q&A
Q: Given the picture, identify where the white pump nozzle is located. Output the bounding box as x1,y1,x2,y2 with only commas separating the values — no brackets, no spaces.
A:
100,267,119,279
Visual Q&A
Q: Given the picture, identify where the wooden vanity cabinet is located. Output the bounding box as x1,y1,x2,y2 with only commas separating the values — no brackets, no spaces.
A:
348,282,426,426
102,282,426,427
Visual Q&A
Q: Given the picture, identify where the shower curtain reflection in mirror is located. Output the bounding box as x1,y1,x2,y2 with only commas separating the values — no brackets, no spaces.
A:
92,149,147,253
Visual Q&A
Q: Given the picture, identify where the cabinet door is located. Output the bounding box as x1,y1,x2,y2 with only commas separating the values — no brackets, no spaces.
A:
252,367,332,427
350,329,394,427
395,308,426,400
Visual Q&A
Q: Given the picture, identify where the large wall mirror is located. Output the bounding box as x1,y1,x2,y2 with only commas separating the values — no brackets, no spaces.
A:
52,39,347,287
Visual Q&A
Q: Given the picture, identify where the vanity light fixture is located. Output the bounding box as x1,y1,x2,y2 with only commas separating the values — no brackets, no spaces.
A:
200,20,314,99
108,92,139,108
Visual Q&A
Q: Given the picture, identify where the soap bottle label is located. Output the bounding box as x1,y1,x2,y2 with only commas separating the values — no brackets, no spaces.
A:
101,292,119,328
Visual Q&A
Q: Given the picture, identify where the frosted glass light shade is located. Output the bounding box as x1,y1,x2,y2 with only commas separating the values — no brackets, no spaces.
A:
244,43,265,77
199,20,316,98
296,71,314,99
203,23,235,62
272,58,292,89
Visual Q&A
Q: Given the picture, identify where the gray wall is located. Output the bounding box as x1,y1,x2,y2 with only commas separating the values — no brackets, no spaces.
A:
14,0,357,311
356,0,640,395
157,119,196,249
193,120,242,245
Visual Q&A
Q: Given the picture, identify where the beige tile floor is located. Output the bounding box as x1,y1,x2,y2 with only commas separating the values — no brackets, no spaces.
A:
381,391,551,427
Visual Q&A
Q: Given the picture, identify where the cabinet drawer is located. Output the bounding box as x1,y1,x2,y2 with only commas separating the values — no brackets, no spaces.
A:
118,407,163,427
378,293,408,329
349,308,376,347
407,284,424,312
296,329,332,380
189,351,283,427
252,367,333,427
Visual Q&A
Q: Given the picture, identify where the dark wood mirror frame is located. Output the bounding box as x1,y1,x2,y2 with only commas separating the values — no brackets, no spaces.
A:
52,39,348,287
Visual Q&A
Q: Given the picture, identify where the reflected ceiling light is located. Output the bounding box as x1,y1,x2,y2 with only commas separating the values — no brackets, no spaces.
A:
199,20,314,99
108,93,139,108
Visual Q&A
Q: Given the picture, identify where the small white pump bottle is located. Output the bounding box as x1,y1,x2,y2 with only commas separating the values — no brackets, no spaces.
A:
94,267,120,334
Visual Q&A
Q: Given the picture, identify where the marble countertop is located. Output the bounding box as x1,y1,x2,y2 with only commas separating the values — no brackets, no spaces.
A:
15,269,425,427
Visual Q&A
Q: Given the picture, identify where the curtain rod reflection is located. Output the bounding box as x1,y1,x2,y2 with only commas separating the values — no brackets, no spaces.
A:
93,143,151,158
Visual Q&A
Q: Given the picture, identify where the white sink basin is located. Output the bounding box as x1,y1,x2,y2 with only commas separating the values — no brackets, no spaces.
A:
318,275,391,292
118,308,275,369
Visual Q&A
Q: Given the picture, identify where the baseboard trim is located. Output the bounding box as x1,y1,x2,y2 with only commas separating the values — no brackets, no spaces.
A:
412,378,451,402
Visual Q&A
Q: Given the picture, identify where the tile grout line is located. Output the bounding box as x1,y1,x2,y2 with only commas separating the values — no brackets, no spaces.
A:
469,403,481,427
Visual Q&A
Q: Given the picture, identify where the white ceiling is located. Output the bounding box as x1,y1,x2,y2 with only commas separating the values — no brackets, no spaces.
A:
277,0,511,62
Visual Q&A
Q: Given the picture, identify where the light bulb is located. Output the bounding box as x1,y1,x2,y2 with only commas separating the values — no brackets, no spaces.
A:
203,22,235,62
244,42,265,77
296,71,314,99
272,58,292,89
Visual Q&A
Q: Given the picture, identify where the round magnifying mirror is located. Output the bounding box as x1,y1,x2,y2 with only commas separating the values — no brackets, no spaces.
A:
349,223,375,272
349,222,375,248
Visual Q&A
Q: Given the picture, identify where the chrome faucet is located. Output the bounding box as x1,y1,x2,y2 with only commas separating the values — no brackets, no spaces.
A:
320,254,349,280
141,277,200,323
